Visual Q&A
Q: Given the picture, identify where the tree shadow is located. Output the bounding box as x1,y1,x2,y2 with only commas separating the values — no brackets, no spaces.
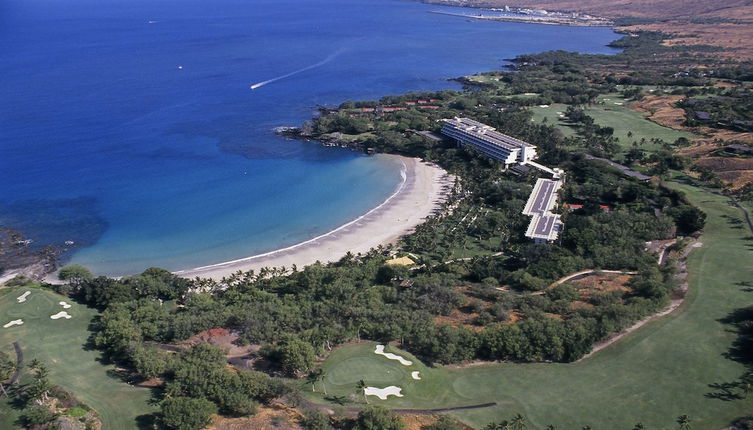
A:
707,306,753,401
324,395,348,406
136,413,162,430
705,382,744,401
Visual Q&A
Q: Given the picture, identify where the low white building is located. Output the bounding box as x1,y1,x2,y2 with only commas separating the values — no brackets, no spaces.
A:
522,178,564,243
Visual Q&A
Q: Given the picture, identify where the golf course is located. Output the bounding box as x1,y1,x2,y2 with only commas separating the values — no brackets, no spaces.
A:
313,182,753,429
0,287,155,429
529,93,696,154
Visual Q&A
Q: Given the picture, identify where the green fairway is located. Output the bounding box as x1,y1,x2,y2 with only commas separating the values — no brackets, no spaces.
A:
314,183,753,429
0,287,155,429
529,94,696,155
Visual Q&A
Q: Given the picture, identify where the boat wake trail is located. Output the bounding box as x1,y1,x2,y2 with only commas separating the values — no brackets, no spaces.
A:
250,48,345,90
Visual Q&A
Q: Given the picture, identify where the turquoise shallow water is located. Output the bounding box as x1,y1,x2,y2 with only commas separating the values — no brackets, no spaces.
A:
0,0,619,276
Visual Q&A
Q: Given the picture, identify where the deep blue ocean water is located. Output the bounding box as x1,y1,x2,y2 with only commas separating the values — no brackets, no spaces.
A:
0,0,619,276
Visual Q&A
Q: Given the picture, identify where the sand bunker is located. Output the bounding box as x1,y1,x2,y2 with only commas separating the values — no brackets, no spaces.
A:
374,345,412,366
411,371,421,380
3,319,23,328
16,291,30,303
50,311,72,320
59,301,72,309
364,386,403,400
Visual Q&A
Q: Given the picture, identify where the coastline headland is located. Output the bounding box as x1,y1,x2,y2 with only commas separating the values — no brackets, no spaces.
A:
176,155,454,280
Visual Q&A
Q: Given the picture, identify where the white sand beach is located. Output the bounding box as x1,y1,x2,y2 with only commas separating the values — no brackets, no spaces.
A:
176,155,453,281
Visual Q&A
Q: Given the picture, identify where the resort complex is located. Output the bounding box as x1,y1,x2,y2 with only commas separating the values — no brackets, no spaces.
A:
442,117,564,243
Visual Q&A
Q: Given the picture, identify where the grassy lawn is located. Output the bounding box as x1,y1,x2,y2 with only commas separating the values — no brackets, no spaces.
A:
528,93,696,155
0,287,155,429
313,183,753,429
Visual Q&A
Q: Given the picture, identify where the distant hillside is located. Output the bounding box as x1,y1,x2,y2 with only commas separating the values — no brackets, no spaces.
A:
423,0,753,59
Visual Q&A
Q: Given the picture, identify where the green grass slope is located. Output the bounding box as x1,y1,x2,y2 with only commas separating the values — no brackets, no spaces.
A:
0,288,155,429
529,94,695,155
316,183,753,429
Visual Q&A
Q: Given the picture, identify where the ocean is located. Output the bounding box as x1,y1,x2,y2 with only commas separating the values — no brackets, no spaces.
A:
0,0,619,276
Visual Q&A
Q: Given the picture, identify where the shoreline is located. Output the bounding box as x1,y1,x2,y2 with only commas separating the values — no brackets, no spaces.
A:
176,155,454,280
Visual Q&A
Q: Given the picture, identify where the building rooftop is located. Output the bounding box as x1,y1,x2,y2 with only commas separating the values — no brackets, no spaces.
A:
522,178,561,216
442,117,536,150
525,213,562,242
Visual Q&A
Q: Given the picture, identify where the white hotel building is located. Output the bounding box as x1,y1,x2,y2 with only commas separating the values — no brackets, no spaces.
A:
440,117,538,167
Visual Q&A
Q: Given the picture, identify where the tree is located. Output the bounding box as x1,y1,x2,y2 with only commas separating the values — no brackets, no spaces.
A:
308,368,327,394
21,404,57,427
423,416,463,430
510,413,527,430
0,352,16,398
668,205,706,235
27,360,52,405
161,397,217,430
58,264,93,288
301,409,334,430
355,405,405,430
277,336,316,376
131,345,169,379
677,414,691,430
356,379,368,404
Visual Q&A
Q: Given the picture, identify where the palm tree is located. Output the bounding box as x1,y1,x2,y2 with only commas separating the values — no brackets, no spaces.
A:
356,379,368,404
307,369,321,392
510,413,527,430
677,414,691,430
0,359,16,397
633,424,645,430
318,369,327,395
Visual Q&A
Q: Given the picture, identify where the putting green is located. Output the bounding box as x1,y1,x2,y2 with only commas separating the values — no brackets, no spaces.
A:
0,287,155,429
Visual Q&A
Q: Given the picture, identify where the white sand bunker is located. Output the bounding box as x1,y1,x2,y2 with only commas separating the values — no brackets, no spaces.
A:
411,371,421,380
16,291,31,303
3,319,24,328
374,345,412,366
50,311,72,320
364,386,403,400
59,301,72,309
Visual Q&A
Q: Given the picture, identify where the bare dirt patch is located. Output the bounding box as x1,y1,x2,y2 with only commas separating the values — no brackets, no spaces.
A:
180,328,258,359
569,273,633,296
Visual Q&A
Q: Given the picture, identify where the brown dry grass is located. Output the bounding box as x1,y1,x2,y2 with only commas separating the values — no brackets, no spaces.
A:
631,95,753,148
209,404,303,430
425,0,753,59
622,22,753,59
631,95,687,130
401,414,475,430
695,157,753,190
569,273,633,301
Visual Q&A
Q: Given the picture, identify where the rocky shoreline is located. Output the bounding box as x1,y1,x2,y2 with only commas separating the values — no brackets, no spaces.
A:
0,227,62,283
